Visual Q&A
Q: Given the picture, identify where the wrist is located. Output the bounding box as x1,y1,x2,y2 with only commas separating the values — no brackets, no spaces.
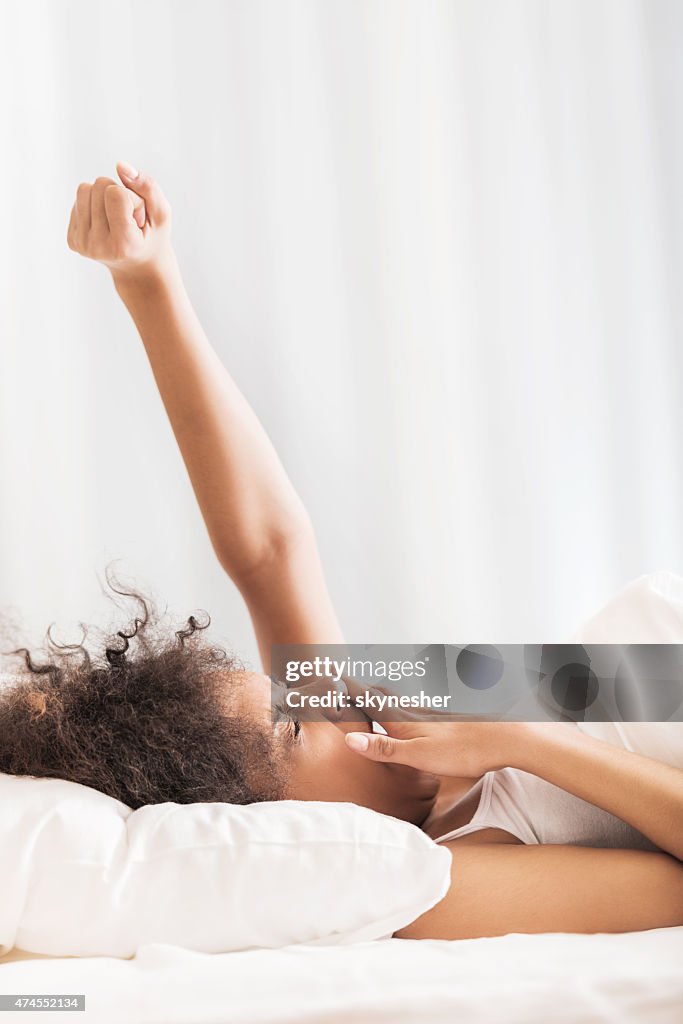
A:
506,721,587,775
491,722,535,771
110,248,181,304
496,722,559,772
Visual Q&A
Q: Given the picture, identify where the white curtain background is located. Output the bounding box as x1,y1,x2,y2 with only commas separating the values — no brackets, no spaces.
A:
1,0,682,666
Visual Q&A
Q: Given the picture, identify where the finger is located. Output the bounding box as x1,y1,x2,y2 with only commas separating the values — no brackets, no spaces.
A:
75,183,92,248
346,676,467,725
104,184,145,238
341,677,425,728
116,162,169,225
66,203,77,251
342,677,392,718
91,176,117,237
132,194,146,228
345,731,414,763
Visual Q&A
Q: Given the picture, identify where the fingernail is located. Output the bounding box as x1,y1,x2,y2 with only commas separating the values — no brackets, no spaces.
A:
119,161,139,179
346,733,369,752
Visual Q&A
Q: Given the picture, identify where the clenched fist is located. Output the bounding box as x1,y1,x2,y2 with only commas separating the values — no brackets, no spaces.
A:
67,162,173,282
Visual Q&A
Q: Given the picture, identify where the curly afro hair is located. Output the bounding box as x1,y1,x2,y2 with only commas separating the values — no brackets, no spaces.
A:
0,570,286,809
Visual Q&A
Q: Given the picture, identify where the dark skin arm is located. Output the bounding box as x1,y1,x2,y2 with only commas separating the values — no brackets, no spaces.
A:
397,841,683,939
67,165,344,673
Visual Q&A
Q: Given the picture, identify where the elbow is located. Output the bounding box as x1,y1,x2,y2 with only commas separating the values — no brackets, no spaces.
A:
218,514,316,583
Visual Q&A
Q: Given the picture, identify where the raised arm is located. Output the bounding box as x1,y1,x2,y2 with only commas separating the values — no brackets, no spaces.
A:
67,165,343,669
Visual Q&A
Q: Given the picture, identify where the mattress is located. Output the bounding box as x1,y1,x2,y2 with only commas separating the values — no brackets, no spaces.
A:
1,928,682,1023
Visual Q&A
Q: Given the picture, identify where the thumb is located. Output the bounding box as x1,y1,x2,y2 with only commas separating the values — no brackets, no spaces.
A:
116,162,170,225
345,731,405,763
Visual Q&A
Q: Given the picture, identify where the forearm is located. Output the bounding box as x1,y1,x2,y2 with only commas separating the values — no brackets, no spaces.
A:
516,724,683,861
113,255,311,580
348,712,683,860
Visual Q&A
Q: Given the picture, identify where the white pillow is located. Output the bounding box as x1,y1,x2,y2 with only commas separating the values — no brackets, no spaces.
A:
0,773,451,958
570,570,683,643
569,569,683,763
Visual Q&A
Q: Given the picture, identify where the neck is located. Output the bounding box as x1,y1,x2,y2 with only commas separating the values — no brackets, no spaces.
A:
421,775,484,839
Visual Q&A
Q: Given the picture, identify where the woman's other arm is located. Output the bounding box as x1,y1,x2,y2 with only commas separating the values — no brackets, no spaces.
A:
346,718,683,860
396,841,683,939
513,724,683,861
67,166,343,669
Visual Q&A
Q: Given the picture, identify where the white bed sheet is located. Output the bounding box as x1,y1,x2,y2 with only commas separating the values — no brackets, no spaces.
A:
2,928,682,1024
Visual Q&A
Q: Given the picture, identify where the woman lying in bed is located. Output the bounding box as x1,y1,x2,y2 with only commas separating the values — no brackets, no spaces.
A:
2,167,682,941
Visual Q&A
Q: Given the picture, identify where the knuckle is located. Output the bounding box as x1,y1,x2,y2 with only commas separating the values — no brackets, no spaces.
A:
111,241,131,261
375,735,395,759
105,184,125,205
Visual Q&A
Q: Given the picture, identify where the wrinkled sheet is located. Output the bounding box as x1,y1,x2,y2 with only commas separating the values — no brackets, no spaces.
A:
2,927,682,1024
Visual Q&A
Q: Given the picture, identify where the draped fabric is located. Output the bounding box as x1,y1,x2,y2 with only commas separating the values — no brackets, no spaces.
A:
1,0,681,664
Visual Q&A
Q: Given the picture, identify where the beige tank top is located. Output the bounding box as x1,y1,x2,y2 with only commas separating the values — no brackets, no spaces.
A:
436,722,683,850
